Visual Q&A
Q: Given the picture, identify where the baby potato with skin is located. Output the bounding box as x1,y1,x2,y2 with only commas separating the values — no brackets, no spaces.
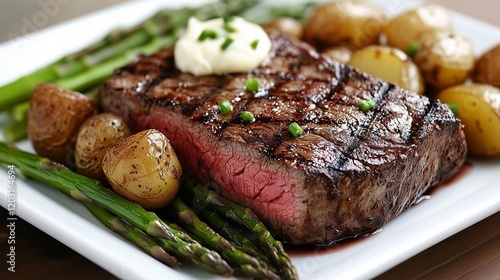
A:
383,4,453,54
413,31,475,90
304,0,388,50
75,113,132,183
472,44,500,88
102,129,182,209
348,45,425,95
28,83,98,165
436,84,500,157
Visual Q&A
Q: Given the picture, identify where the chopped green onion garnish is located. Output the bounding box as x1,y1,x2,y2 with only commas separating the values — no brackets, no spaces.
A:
221,37,234,50
358,98,375,112
250,39,259,50
240,111,255,123
218,100,232,115
223,24,236,33
288,122,303,137
245,78,260,92
198,29,218,41
223,16,234,23
407,42,419,58
447,102,459,117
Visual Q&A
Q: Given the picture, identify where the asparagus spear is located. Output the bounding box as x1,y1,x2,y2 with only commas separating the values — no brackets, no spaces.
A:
2,121,27,144
243,1,315,24
0,142,233,277
56,35,177,92
83,201,181,268
64,0,259,62
8,102,29,124
0,0,260,112
181,189,266,260
166,197,280,280
182,178,298,280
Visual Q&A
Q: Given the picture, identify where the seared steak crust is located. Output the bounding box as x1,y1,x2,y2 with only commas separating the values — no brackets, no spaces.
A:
100,31,467,245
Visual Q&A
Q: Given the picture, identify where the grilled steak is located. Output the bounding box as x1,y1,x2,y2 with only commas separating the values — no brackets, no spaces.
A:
100,31,467,245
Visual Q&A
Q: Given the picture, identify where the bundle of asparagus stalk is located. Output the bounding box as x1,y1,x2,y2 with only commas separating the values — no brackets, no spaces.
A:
0,0,313,143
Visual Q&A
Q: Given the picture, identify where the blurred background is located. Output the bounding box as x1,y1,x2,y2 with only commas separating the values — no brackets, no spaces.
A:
0,0,499,43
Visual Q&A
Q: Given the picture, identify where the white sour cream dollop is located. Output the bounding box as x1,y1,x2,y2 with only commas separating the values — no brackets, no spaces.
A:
174,17,272,76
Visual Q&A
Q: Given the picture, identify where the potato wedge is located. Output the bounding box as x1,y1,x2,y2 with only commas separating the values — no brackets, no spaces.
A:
472,44,500,88
436,84,500,157
384,4,453,53
28,83,98,165
348,45,424,94
414,31,475,90
75,113,132,183
303,0,388,50
102,129,182,209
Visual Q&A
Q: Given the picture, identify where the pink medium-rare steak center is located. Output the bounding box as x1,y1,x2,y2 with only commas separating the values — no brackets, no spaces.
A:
138,112,303,230
100,30,467,244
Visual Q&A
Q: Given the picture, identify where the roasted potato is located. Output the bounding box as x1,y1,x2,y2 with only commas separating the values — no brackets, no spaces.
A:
75,113,132,183
303,0,388,50
348,45,425,94
436,84,500,157
413,31,475,90
383,4,453,53
262,17,303,39
472,44,500,88
28,83,98,165
102,129,182,209
323,45,353,64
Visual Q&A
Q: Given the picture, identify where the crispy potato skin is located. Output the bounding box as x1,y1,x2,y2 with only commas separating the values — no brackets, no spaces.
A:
28,83,98,165
75,113,132,183
102,129,182,209
436,84,500,157
414,31,475,90
383,4,452,53
472,44,500,88
303,0,388,50
348,45,424,94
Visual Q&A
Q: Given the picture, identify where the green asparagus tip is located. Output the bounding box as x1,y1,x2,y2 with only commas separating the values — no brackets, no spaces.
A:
150,245,182,268
147,220,177,241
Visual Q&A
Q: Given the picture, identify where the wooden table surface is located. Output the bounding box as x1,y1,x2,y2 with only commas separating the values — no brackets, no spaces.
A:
1,1,499,279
